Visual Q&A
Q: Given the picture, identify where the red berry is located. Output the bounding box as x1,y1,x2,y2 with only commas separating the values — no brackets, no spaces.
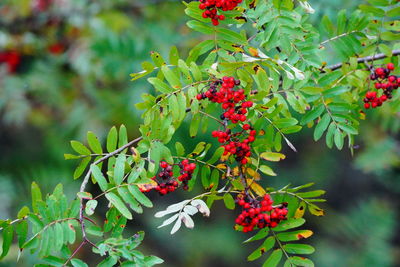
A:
387,63,395,71
160,161,168,168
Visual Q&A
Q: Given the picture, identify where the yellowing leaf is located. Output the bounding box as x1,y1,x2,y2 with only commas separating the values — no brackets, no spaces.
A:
220,154,230,162
131,147,141,163
296,230,313,240
246,168,261,180
249,47,259,57
216,163,227,170
294,202,306,219
309,205,325,216
247,179,266,196
232,166,240,176
260,152,286,162
137,180,158,192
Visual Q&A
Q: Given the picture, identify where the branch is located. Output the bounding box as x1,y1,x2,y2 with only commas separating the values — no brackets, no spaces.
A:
327,49,400,71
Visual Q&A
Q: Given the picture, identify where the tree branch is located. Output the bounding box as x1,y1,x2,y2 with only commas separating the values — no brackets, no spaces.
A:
327,49,400,71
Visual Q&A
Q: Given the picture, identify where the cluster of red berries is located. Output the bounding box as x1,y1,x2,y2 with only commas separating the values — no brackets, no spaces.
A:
197,77,256,165
0,51,21,73
198,0,242,26
364,63,398,109
146,160,196,195
235,194,288,232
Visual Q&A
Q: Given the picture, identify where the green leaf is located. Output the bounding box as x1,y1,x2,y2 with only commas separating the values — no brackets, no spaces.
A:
128,185,153,208
260,165,277,176
262,249,283,267
381,32,400,41
274,118,298,128
248,236,275,261
297,190,326,198
70,141,91,155
71,259,89,267
260,152,286,162
334,129,344,150
117,187,143,214
148,77,173,94
283,244,315,255
54,223,64,252
358,4,385,17
97,256,118,267
301,105,325,125
217,28,247,45
285,256,314,267
318,71,342,86
244,228,269,243
337,123,358,135
114,154,126,185
16,221,28,248
74,157,91,180
276,230,314,242
90,165,109,192
190,113,201,137
85,200,98,216
150,51,165,67
169,46,179,65
31,182,43,213
64,154,80,160
387,6,400,17
107,127,118,152
325,123,336,148
313,114,331,141
144,255,164,266
273,218,306,232
175,142,185,157
118,125,128,149
186,20,214,34
223,193,235,210
168,94,180,122
87,131,102,154
105,192,132,220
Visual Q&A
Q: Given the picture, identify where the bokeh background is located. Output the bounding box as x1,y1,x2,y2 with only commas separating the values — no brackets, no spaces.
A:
0,0,399,266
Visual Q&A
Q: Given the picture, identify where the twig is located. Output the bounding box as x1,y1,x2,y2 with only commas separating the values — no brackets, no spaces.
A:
62,240,86,267
327,49,400,71
320,30,359,45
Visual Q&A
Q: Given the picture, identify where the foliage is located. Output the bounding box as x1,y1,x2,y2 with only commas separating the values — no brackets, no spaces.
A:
1,0,399,266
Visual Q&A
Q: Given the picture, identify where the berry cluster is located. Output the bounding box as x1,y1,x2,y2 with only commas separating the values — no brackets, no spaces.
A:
146,160,196,195
198,0,242,26
0,51,21,73
235,194,288,232
364,63,399,109
197,77,256,165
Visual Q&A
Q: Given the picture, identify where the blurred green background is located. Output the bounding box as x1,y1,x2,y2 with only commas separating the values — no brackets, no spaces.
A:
0,0,399,266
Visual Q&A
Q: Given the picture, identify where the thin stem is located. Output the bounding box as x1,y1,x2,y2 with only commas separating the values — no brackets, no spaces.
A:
62,240,86,267
199,110,225,126
320,30,359,46
270,229,293,265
